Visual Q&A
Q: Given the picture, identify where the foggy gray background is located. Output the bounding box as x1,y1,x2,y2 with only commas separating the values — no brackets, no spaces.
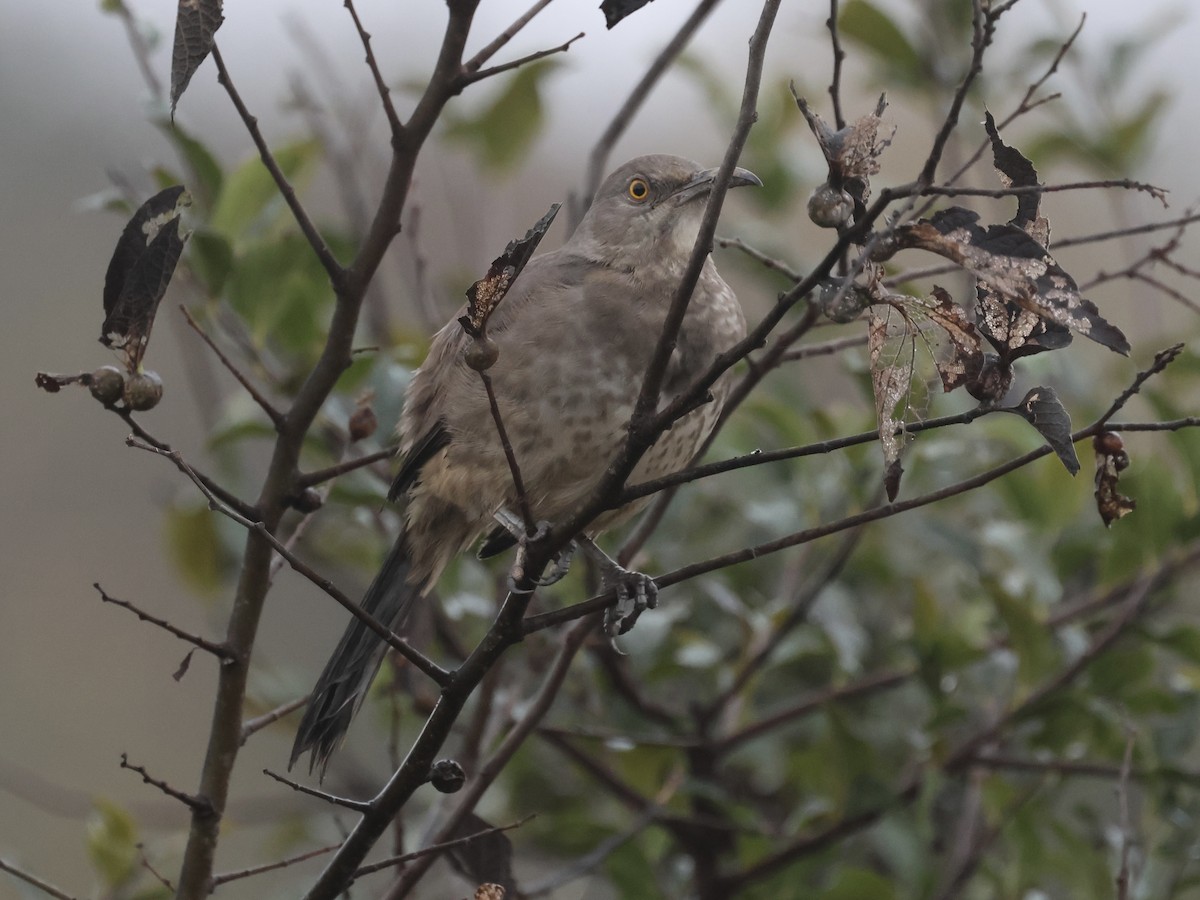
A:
2,0,1197,895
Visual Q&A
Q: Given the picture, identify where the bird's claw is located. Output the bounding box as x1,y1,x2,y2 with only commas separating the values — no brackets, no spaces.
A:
601,567,659,638
496,510,577,592
537,540,576,586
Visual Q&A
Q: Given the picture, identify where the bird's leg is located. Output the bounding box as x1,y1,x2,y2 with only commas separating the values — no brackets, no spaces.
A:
493,508,576,590
576,536,659,636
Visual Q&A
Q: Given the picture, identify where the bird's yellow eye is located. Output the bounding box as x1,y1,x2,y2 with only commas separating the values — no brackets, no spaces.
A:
627,178,650,202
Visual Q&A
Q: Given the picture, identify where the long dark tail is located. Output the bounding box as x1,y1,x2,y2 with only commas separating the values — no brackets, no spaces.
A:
290,534,419,777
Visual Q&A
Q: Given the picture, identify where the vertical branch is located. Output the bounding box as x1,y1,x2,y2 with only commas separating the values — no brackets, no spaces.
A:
173,4,483,897
826,0,846,128
576,0,724,226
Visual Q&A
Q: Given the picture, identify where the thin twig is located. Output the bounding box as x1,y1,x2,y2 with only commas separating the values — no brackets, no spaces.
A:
1116,729,1137,900
210,43,344,286
241,695,310,744
110,0,163,98
944,577,1153,770
779,333,868,362
943,14,1086,186
120,754,211,814
826,0,846,128
357,816,535,880
210,841,341,887
262,768,371,813
918,0,993,187
463,0,558,72
0,858,79,900
343,0,403,140
125,437,451,686
578,0,723,223
479,369,535,531
381,617,595,896
297,445,398,489
94,583,233,660
115,410,259,519
716,235,802,280
527,363,1197,636
180,306,284,429
458,32,585,87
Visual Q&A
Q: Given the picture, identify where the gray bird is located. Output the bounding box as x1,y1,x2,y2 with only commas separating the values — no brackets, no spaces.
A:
291,155,757,775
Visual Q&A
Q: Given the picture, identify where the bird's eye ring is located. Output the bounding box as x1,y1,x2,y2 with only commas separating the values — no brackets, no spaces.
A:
627,178,650,202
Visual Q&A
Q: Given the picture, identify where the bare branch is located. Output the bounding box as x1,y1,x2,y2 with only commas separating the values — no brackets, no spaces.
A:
343,0,403,140
125,436,451,687
825,0,846,128
459,32,585,88
479,369,535,532
0,858,79,900
357,816,534,881
578,0,723,222
298,445,398,489
463,0,558,72
716,235,802,280
94,583,233,660
382,617,595,894
180,305,284,429
120,754,211,814
210,43,345,286
262,768,371,813
241,695,310,744
210,841,341,888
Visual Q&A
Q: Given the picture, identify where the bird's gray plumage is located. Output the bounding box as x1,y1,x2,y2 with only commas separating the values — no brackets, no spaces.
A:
291,155,755,776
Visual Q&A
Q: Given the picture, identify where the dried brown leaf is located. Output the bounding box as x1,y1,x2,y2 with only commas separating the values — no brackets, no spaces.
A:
868,310,911,500
460,203,560,338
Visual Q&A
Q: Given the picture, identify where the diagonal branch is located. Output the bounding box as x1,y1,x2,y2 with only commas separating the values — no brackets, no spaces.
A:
343,0,403,141
94,583,233,660
180,305,284,429
578,0,724,223
210,43,344,286
458,32,585,87
463,0,559,72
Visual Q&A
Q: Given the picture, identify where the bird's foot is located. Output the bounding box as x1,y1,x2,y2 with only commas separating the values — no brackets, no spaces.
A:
576,536,659,638
539,539,576,586
603,568,659,638
494,509,576,591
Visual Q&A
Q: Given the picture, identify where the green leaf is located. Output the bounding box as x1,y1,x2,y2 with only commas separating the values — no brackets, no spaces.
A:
210,138,320,238
822,866,897,900
86,800,139,888
159,121,224,210
991,589,1058,689
187,228,233,296
838,0,924,86
226,232,334,355
444,60,560,170
166,503,228,593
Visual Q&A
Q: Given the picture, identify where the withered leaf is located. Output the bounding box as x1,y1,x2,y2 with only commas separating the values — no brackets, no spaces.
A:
793,89,891,214
974,112,1068,360
446,814,518,897
600,0,656,28
895,208,1129,355
1094,432,1135,526
460,203,560,338
171,0,224,117
868,310,911,500
1007,386,1080,475
984,111,1043,232
102,186,190,372
921,286,983,393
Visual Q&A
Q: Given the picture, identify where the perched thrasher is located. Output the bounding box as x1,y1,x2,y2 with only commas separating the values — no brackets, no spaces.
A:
291,155,758,774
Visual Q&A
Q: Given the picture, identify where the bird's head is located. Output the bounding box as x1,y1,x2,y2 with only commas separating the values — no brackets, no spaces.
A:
574,154,761,264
